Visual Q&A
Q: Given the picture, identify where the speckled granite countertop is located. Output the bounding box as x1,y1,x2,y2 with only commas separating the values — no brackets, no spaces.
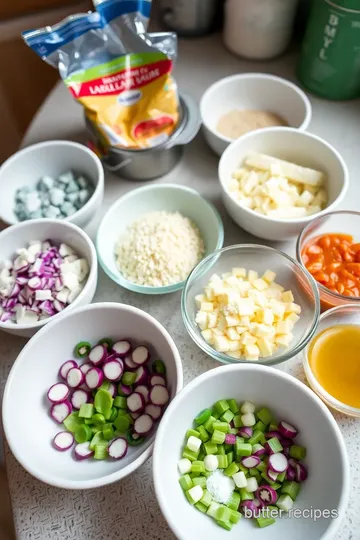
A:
1,35,360,540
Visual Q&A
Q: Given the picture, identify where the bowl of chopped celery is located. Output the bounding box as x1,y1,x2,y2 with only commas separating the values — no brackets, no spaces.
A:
2,302,183,488
182,244,320,366
0,140,104,229
153,364,349,540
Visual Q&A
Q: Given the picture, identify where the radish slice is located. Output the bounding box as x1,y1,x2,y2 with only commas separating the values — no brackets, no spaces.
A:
80,363,92,375
268,453,288,473
286,466,296,481
145,403,162,420
134,414,153,435
265,431,282,440
85,367,104,389
124,355,137,371
238,427,253,439
278,421,298,439
267,468,278,482
224,434,236,445
132,346,150,365
108,437,128,459
59,360,77,380
280,438,293,448
108,382,117,397
47,383,70,403
50,400,72,423
253,445,266,457
130,411,140,420
150,375,166,387
135,385,150,403
256,485,277,505
66,367,84,388
53,431,74,451
118,383,132,396
112,340,132,357
296,463,308,482
71,389,89,409
134,366,148,385
150,384,169,406
127,392,145,413
74,441,94,460
88,344,107,366
241,456,260,469
239,500,259,517
103,359,124,381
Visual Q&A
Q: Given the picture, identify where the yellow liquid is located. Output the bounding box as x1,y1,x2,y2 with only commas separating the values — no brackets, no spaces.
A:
308,324,360,408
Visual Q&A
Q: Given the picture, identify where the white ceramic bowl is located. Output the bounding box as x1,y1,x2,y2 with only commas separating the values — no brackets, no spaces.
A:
3,302,183,489
0,140,104,228
153,364,349,540
0,219,97,337
218,127,349,241
200,74,312,156
96,184,224,295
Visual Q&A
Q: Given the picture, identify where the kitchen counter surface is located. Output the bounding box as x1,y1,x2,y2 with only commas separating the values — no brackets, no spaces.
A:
2,34,360,540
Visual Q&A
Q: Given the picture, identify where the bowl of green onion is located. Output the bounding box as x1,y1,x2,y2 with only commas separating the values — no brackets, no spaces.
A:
153,364,349,540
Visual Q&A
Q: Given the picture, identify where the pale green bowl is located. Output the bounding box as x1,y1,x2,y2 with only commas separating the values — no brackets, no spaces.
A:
96,184,224,294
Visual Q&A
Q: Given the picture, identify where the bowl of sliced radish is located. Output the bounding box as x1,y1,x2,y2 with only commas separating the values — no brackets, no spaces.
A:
2,302,183,489
153,364,349,540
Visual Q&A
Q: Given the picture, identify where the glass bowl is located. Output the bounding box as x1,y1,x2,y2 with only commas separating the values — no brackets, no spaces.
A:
303,304,360,418
181,244,320,366
296,210,360,311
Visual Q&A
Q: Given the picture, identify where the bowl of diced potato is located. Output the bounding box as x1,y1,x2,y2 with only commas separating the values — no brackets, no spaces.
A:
181,244,320,365
218,127,349,241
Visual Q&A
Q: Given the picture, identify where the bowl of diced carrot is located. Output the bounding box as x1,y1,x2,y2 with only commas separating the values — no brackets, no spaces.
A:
296,211,360,311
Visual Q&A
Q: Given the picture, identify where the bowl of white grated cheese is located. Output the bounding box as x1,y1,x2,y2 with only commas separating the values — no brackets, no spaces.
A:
96,184,224,294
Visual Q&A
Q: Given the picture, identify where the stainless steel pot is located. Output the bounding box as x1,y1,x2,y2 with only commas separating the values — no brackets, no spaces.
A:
86,94,200,181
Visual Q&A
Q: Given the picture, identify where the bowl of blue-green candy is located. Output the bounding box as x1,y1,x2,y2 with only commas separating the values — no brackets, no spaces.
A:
0,140,104,229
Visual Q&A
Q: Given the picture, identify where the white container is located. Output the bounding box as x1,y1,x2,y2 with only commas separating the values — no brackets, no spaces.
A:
153,364,349,540
223,0,299,60
200,73,311,156
3,302,183,489
0,140,104,229
0,219,98,337
218,127,349,241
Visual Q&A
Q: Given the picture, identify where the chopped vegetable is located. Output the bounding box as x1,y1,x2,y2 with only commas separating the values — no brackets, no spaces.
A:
195,268,301,360
0,241,89,325
75,441,94,460
47,382,70,403
112,340,132,357
152,359,166,374
48,336,170,461
53,431,74,451
59,360,77,380
179,398,308,531
75,341,91,357
88,344,107,366
103,358,124,381
50,400,72,423
108,437,128,459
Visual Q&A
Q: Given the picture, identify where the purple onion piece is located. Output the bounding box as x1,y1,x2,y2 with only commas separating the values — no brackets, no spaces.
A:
238,427,253,439
240,500,260,518
224,433,236,445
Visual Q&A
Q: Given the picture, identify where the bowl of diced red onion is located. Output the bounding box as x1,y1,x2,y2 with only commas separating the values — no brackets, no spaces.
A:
2,302,183,489
0,218,97,337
